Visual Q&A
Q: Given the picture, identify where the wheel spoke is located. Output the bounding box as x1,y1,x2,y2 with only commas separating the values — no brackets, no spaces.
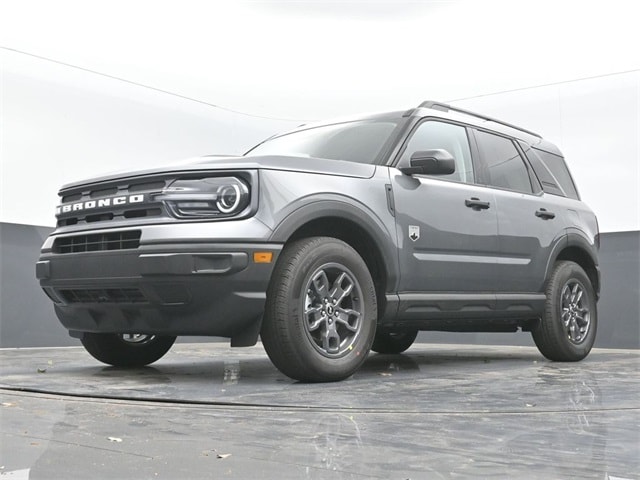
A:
329,272,354,306
570,283,580,302
569,319,578,341
306,305,324,331
574,287,584,305
308,319,324,332
311,270,331,298
305,305,322,316
120,333,154,344
562,287,572,305
322,324,341,354
576,313,590,329
335,308,360,332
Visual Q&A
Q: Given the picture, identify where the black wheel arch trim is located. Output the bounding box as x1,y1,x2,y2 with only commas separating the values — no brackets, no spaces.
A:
268,197,400,293
545,230,600,298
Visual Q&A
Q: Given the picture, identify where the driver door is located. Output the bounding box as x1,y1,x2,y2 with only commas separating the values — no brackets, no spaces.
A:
390,120,500,317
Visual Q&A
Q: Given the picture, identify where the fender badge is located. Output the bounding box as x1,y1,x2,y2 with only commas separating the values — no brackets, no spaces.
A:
409,225,420,242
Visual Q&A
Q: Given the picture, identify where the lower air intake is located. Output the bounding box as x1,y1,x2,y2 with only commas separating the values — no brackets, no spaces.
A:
53,231,141,254
59,288,147,304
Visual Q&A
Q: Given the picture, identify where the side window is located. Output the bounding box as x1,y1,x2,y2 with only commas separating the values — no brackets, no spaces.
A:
398,121,474,183
533,148,580,200
519,141,564,196
475,130,533,193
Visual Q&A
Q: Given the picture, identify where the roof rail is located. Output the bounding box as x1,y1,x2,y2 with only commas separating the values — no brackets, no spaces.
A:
418,100,542,139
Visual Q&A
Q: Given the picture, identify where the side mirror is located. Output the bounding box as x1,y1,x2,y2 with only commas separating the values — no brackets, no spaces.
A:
400,149,456,176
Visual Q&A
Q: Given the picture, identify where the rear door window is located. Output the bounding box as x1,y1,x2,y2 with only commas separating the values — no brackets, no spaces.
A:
474,130,533,194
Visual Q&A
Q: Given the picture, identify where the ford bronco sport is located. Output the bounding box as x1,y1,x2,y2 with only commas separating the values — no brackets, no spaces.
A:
37,101,600,382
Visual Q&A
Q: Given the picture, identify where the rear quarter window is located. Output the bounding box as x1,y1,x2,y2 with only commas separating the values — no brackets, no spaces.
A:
519,143,564,197
532,148,580,200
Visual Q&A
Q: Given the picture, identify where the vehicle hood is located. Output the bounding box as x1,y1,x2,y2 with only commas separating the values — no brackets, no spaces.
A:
59,155,377,192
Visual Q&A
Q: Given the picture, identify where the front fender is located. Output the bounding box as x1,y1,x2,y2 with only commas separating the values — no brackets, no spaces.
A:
268,196,400,293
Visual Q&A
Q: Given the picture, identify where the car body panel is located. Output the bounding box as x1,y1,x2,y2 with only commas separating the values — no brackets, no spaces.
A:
37,102,600,345
390,171,500,293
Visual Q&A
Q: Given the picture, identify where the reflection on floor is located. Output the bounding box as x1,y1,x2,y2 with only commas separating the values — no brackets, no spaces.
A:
1,343,638,479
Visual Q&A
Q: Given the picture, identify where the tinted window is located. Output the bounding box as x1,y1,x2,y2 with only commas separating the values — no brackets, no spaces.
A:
534,148,580,200
245,120,401,164
398,121,474,183
519,143,564,196
475,130,532,193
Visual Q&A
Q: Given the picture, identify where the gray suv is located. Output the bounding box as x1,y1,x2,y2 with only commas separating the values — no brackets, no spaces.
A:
36,101,600,382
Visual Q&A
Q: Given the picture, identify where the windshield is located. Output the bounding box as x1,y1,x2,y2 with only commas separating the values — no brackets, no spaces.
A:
245,119,402,164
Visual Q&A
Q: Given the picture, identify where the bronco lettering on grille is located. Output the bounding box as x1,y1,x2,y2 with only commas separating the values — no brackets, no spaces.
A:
56,195,145,215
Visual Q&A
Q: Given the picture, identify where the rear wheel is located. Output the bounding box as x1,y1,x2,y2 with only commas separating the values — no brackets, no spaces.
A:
532,261,597,361
261,237,377,382
371,330,418,354
80,333,176,367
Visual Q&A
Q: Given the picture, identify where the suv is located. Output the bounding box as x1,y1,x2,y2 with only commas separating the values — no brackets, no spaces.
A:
36,101,600,382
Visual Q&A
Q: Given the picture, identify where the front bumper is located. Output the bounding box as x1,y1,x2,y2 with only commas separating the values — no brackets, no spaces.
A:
37,241,282,343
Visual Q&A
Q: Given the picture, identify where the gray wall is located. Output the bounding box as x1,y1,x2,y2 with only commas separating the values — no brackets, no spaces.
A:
0,222,73,347
1,222,638,349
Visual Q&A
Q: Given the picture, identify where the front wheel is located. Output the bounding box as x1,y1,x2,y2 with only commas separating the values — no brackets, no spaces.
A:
80,333,176,367
532,261,597,361
261,237,377,382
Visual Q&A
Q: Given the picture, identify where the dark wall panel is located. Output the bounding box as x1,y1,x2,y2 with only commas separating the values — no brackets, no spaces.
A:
1,222,638,349
0,223,79,347
595,231,640,348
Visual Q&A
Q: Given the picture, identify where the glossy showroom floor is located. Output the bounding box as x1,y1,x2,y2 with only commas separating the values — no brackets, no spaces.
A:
1,343,638,479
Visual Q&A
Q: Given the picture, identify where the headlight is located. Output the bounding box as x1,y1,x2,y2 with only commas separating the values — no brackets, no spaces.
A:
155,177,250,219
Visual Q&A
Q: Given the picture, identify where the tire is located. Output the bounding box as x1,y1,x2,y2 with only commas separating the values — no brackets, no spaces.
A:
261,237,377,382
532,261,597,362
371,330,418,354
80,333,176,367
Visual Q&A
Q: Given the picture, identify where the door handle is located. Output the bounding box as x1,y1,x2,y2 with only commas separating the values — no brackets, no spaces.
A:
535,208,556,220
465,197,490,210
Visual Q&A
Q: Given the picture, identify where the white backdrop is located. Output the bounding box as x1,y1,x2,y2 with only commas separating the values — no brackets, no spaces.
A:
0,49,297,227
1,1,639,232
453,71,640,233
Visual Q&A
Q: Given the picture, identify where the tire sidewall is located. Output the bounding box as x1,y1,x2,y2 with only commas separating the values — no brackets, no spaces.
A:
284,239,377,380
546,262,598,359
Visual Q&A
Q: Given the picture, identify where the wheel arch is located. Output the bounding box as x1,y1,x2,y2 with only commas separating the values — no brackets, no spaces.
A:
547,232,600,298
269,200,399,319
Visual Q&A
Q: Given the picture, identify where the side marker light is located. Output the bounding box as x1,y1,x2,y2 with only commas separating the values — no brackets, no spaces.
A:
253,252,273,263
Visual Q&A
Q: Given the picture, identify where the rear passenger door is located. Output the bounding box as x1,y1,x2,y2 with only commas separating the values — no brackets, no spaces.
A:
472,129,564,293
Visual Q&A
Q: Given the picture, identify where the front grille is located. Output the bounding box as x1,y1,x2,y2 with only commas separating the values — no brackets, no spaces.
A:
57,177,169,226
59,288,147,304
61,180,168,203
53,231,141,254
